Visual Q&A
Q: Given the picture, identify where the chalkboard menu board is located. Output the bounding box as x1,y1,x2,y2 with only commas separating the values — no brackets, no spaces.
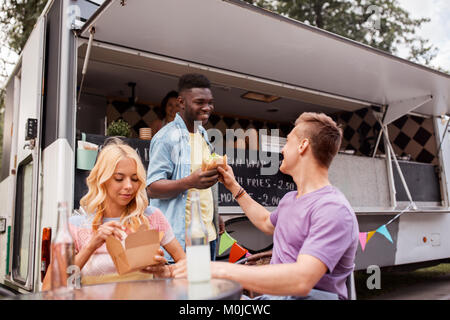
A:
74,133,151,209
218,149,295,208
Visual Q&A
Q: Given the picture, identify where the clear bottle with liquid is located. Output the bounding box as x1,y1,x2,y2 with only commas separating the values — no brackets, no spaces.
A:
186,191,211,283
50,202,76,291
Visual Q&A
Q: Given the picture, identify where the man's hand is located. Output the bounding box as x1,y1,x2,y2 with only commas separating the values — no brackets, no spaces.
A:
171,258,187,279
219,164,274,235
147,167,219,199
217,165,240,195
188,168,219,189
210,261,229,279
173,260,228,280
218,215,225,235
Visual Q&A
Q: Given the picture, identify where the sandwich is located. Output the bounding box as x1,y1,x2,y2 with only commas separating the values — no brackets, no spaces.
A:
202,153,228,171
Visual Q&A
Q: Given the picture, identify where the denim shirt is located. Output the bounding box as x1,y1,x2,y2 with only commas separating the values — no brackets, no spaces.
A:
146,113,215,261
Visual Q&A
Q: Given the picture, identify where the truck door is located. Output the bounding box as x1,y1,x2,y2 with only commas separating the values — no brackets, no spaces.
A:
9,16,45,291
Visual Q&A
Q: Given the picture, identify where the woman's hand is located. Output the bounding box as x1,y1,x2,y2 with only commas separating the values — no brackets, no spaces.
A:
141,248,172,278
88,221,125,252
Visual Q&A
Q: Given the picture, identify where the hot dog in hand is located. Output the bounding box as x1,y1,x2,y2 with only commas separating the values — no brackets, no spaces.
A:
202,153,228,171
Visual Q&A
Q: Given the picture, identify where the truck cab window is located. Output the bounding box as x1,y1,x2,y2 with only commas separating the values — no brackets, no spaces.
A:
12,157,34,284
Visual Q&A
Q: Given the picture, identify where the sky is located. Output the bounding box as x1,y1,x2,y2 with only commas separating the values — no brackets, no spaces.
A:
396,0,450,71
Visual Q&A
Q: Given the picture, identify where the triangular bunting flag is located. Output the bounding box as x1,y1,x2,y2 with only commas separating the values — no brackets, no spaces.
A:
367,231,376,242
218,231,236,255
229,242,248,263
376,225,393,243
359,232,368,251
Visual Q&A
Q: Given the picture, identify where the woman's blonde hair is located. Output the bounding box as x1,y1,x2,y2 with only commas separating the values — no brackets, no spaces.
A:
80,138,149,232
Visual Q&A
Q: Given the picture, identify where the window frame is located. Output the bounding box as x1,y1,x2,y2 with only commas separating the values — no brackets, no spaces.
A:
10,155,36,289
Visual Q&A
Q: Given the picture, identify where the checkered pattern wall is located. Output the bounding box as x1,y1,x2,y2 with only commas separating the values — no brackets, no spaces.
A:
333,107,438,165
332,108,383,157
107,101,437,165
388,115,437,165
106,100,160,138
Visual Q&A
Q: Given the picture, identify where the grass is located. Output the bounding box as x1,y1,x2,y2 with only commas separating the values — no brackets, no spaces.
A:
355,263,450,300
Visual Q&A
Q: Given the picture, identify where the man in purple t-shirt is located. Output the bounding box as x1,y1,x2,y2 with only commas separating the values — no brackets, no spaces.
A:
206,112,359,300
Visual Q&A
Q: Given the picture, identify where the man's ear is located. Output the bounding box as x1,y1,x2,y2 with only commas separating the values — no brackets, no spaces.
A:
298,138,309,155
177,96,186,113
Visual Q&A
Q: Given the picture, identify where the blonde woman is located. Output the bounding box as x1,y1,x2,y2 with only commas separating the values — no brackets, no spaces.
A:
43,139,184,289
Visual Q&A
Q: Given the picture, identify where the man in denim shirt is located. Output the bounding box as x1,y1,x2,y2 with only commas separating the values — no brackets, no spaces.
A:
146,74,224,262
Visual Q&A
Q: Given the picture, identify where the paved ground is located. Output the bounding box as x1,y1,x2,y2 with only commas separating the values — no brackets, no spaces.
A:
355,263,450,300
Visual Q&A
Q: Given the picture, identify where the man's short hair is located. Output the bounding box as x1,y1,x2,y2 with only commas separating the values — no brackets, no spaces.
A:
295,112,343,168
178,73,211,93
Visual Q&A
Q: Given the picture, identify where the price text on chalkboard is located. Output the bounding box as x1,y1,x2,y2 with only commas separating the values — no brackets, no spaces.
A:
218,149,295,207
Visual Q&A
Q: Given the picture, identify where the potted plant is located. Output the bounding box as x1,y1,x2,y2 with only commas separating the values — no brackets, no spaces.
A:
107,119,131,138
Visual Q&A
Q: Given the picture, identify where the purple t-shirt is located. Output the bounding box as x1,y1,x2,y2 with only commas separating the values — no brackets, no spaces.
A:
270,185,359,300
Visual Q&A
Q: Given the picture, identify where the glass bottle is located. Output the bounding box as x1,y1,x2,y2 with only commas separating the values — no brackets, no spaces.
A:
50,202,76,291
186,191,211,283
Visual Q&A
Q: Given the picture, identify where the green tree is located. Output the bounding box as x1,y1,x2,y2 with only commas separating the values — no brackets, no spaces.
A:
244,0,439,67
1,0,48,54
0,89,4,168
0,0,48,86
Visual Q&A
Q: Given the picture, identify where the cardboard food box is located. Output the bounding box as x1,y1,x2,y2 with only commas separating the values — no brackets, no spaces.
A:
105,224,164,275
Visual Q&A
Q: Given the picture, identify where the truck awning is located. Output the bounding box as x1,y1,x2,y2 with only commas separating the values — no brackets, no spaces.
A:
80,0,450,117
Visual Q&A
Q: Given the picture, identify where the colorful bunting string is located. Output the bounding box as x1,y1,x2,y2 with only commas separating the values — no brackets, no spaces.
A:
221,204,413,254
218,231,250,262
359,204,413,251
229,242,248,263
359,232,367,252
376,225,393,243
366,231,376,242
218,231,237,255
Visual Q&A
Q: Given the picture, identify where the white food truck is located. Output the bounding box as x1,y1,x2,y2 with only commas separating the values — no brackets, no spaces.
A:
0,0,449,296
